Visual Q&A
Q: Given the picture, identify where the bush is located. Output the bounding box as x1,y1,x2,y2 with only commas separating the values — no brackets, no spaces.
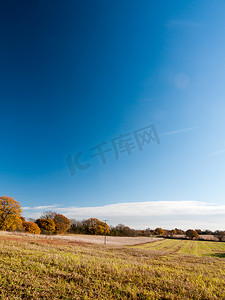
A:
23,222,40,234
35,218,55,234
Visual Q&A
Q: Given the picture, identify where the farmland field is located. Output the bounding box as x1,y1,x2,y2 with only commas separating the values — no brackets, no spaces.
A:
0,233,225,299
0,231,162,246
133,238,225,258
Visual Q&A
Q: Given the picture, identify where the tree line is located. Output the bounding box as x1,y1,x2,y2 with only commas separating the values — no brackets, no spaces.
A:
0,196,224,240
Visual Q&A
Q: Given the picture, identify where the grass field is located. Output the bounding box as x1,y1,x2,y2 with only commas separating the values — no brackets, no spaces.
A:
132,238,225,258
0,234,225,299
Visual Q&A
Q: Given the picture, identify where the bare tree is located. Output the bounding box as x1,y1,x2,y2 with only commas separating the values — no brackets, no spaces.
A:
40,211,57,220
214,231,225,242
28,218,36,222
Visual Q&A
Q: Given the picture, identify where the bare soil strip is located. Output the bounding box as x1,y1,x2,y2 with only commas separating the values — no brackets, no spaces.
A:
0,231,162,246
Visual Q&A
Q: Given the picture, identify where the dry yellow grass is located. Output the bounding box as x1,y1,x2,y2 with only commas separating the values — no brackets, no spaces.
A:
0,233,225,299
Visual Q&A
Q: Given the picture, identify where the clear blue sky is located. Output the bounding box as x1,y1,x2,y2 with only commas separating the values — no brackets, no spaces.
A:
1,0,225,229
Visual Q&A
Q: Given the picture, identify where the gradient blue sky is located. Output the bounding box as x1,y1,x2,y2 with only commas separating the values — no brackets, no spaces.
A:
1,0,225,229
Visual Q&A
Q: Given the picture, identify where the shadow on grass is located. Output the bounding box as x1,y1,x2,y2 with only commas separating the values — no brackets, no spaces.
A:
210,253,225,258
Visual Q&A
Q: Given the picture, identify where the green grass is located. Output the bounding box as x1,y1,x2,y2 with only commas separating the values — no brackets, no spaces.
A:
132,238,225,257
0,235,225,299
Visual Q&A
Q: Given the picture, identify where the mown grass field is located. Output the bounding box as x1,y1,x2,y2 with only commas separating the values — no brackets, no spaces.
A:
0,234,225,299
132,238,225,258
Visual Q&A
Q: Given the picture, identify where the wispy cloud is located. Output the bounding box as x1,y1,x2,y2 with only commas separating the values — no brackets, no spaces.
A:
23,205,58,211
163,126,199,136
23,201,225,230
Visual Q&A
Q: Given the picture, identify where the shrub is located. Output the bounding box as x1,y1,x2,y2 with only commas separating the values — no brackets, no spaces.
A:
23,222,40,234
35,218,55,234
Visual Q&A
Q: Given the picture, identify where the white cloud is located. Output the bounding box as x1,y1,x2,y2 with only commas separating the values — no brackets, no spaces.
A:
163,126,199,136
33,205,58,210
23,205,58,211
22,201,225,230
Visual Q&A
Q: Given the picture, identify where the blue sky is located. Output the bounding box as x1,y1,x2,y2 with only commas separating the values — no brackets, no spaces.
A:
1,0,225,229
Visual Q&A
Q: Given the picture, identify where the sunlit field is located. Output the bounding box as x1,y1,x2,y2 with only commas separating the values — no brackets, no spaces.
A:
0,234,225,299
133,238,225,258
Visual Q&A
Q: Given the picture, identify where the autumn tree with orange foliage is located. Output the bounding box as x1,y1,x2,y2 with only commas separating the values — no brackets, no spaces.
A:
84,218,110,235
20,216,26,223
186,229,199,240
53,214,71,234
0,196,23,231
23,221,41,234
155,228,165,235
35,218,55,234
